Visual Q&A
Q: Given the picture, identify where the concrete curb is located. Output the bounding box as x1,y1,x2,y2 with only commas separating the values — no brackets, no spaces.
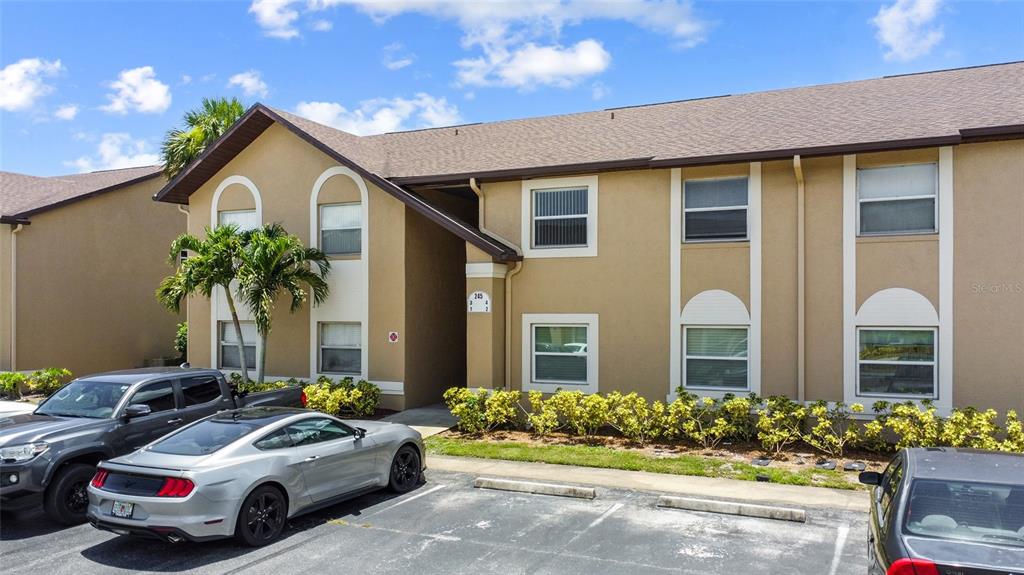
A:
657,495,807,523
474,477,597,500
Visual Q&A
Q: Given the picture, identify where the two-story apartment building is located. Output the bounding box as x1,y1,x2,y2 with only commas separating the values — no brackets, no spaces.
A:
156,62,1024,413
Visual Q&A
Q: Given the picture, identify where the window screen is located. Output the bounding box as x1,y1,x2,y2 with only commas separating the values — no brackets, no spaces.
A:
320,322,361,374
532,187,588,248
533,325,588,383
858,164,937,235
858,329,936,397
684,178,748,242
320,204,361,255
220,321,257,370
684,327,749,389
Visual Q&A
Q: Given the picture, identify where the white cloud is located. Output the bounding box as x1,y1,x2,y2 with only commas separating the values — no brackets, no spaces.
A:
250,0,300,38
228,70,269,98
101,66,172,114
295,93,461,135
54,104,79,121
591,81,609,100
180,74,193,85
311,19,333,31
0,58,64,111
382,42,415,70
456,39,610,89
66,133,160,172
873,0,944,61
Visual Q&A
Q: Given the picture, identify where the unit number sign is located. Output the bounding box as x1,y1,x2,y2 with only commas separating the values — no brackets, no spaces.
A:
467,291,491,313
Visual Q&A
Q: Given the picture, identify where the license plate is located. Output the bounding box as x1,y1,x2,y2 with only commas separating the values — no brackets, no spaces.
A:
110,501,134,518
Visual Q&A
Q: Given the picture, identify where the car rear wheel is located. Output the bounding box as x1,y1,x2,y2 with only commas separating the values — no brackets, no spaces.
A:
43,463,95,525
235,485,287,547
388,445,421,494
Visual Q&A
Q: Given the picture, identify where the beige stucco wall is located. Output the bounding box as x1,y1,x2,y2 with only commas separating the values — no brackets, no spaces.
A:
952,140,1024,412
11,177,184,377
760,160,799,398
480,169,671,398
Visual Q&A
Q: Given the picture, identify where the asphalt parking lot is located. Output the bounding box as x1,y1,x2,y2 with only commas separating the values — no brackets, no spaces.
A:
1,468,868,574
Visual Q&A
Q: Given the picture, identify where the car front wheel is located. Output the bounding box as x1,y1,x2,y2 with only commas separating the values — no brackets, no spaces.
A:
235,485,287,547
43,463,95,525
388,445,422,494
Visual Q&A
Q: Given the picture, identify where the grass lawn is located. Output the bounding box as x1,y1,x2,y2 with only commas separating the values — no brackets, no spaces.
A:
426,435,863,491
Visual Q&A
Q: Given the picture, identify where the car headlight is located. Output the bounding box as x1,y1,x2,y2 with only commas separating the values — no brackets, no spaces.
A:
1,442,49,463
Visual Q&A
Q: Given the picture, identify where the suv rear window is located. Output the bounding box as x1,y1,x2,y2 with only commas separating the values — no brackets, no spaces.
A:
904,479,1024,547
149,419,263,456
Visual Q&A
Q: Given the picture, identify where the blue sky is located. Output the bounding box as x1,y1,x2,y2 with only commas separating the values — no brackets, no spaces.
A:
1,0,1022,176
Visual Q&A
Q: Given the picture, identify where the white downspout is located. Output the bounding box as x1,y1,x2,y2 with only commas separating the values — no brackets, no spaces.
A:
469,178,523,391
10,224,23,371
793,156,806,403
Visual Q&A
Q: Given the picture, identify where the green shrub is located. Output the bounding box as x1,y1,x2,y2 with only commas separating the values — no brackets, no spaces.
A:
485,390,522,430
1001,410,1024,453
0,372,28,399
940,407,1001,450
719,393,759,442
174,322,188,358
756,396,806,457
27,368,72,396
527,391,559,436
546,390,611,436
303,377,380,418
684,395,736,449
443,387,489,434
885,400,943,449
607,391,665,445
305,381,343,415
803,401,863,458
237,379,295,394
662,393,697,441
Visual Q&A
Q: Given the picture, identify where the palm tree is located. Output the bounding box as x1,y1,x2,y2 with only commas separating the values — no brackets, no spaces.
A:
161,97,246,179
237,223,330,383
157,224,253,383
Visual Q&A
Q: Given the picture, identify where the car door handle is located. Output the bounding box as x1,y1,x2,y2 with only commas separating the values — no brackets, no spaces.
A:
167,418,183,425
305,456,320,462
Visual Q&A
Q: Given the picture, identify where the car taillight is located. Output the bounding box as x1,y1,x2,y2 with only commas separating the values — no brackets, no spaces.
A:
156,477,195,497
90,469,108,488
887,558,939,575
300,390,307,407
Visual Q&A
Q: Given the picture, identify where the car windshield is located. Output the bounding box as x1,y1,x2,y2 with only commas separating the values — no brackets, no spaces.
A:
148,419,264,456
35,380,130,419
904,478,1024,547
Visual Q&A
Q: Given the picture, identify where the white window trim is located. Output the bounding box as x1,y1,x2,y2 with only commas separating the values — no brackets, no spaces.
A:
318,321,363,376
855,327,938,400
856,162,938,237
682,325,751,392
522,313,598,394
319,203,362,256
218,320,258,372
521,175,598,258
682,176,750,243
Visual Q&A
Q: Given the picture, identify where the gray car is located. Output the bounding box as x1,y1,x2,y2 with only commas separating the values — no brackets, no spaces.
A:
86,407,424,546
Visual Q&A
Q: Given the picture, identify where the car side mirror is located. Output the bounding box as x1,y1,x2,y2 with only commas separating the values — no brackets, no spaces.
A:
355,427,367,440
858,471,882,486
123,404,152,420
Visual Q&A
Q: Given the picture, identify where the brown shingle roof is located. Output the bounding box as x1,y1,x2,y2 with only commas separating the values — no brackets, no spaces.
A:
0,165,163,221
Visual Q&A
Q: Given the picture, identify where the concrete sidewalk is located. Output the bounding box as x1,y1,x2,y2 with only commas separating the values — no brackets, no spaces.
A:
382,403,455,437
428,454,870,512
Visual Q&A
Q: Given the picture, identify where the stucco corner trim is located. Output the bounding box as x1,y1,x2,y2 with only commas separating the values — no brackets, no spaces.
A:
466,262,509,278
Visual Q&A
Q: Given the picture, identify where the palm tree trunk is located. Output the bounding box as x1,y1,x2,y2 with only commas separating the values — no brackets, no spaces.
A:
223,290,250,384
258,331,268,384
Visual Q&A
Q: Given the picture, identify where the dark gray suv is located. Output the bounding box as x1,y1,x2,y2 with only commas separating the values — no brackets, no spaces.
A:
0,367,302,524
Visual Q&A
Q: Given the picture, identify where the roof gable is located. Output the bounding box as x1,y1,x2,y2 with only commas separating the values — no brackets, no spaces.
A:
1,165,162,222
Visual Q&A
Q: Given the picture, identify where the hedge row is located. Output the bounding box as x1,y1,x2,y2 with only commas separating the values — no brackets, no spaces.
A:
228,373,381,418
0,368,73,398
443,387,1024,457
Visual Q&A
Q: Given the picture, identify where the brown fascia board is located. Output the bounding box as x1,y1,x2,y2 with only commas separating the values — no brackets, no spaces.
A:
1,215,31,225
154,104,520,262
390,157,655,186
11,170,164,222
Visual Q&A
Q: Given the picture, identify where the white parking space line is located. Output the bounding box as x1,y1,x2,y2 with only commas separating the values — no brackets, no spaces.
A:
828,523,850,575
368,484,446,516
564,502,624,547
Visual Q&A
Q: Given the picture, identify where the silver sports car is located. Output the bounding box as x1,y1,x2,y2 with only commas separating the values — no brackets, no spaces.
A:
86,406,424,546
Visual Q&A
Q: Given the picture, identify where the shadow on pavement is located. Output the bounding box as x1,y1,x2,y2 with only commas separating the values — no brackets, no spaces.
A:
77,483,422,573
1,509,72,541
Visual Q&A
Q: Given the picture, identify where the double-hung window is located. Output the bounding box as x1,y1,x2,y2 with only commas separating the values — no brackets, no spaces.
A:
683,327,749,390
522,176,597,258
320,204,361,256
523,314,598,393
319,322,362,375
219,321,257,370
857,163,937,235
857,328,936,398
218,209,258,231
683,177,748,242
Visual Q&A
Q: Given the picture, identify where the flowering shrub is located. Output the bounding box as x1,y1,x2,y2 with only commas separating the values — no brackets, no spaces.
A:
526,390,559,436
607,392,665,445
443,387,491,434
303,377,380,418
485,390,522,430
0,372,28,399
940,407,1000,450
1001,411,1024,452
27,368,72,396
885,400,943,449
756,396,806,457
803,401,864,458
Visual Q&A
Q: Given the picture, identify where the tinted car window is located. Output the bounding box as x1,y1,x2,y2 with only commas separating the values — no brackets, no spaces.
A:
254,428,294,451
35,380,130,419
904,479,1024,547
286,418,353,446
150,419,263,455
181,376,222,406
129,381,176,414
881,458,904,521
